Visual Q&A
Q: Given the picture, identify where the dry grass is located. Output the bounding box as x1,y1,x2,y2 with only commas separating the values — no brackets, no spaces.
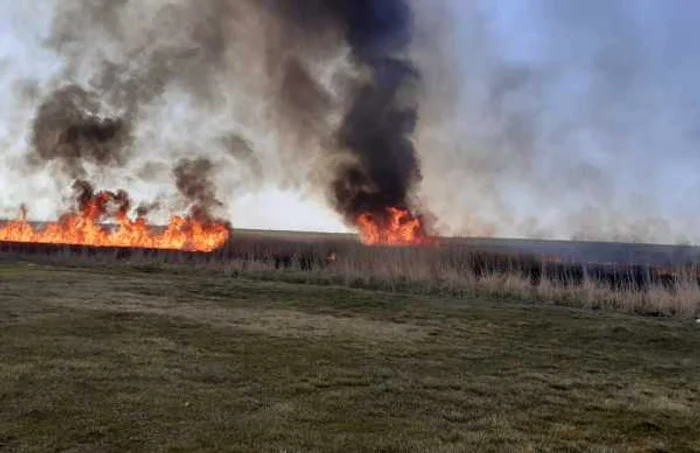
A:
1,262,699,452
158,248,700,318
2,239,700,319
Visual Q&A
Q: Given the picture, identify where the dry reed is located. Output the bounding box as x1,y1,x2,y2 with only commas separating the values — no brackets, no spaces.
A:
2,240,699,318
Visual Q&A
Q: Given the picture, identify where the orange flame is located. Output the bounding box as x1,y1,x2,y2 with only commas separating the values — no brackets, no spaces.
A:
0,189,230,252
356,207,434,246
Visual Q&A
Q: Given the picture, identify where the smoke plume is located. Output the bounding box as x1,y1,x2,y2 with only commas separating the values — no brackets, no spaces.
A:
20,0,426,230
173,157,223,222
30,84,131,179
270,0,422,225
5,0,700,243
331,2,421,224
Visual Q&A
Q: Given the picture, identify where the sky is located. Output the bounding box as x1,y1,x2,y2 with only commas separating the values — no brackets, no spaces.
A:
2,1,700,242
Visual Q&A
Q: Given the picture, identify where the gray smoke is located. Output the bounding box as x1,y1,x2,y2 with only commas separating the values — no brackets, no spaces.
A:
19,0,348,210
416,0,700,244
173,157,223,222
30,84,132,179
22,0,428,231
4,0,700,243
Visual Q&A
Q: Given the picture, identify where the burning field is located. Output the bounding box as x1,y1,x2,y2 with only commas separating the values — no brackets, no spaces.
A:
3,0,700,265
0,182,230,253
4,2,700,452
0,0,434,253
355,207,434,246
0,194,431,252
0,163,699,319
1,0,640,271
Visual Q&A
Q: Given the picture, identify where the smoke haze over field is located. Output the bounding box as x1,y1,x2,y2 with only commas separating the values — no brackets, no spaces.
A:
416,0,700,243
2,1,700,243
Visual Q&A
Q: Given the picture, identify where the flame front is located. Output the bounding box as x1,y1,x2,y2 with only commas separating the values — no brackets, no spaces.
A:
0,190,230,253
356,207,434,246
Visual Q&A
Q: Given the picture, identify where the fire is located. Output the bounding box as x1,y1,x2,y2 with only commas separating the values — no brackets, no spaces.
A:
0,187,230,252
356,207,434,246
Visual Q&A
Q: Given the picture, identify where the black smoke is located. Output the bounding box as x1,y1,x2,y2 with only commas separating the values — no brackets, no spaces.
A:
260,0,421,223
333,1,422,224
269,0,423,226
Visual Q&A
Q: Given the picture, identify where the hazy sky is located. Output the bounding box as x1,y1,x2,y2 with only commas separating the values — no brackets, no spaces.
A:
419,0,700,242
2,1,700,241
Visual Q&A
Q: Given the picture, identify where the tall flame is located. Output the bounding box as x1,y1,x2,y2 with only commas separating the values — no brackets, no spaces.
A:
0,188,229,252
356,207,434,246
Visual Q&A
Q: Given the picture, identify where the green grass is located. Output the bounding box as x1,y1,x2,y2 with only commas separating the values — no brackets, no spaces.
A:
0,262,699,452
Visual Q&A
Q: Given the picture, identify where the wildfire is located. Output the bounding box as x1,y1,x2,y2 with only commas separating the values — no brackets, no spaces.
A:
0,186,230,253
356,207,434,246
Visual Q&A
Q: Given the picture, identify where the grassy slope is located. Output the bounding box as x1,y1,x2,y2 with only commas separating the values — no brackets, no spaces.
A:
0,262,699,453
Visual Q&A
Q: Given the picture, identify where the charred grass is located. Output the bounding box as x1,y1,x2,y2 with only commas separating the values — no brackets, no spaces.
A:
0,262,699,452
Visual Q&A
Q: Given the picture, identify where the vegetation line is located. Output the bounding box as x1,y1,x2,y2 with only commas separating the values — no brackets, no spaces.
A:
4,242,698,319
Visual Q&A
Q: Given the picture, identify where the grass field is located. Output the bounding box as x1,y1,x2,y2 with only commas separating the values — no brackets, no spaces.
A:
1,262,699,452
